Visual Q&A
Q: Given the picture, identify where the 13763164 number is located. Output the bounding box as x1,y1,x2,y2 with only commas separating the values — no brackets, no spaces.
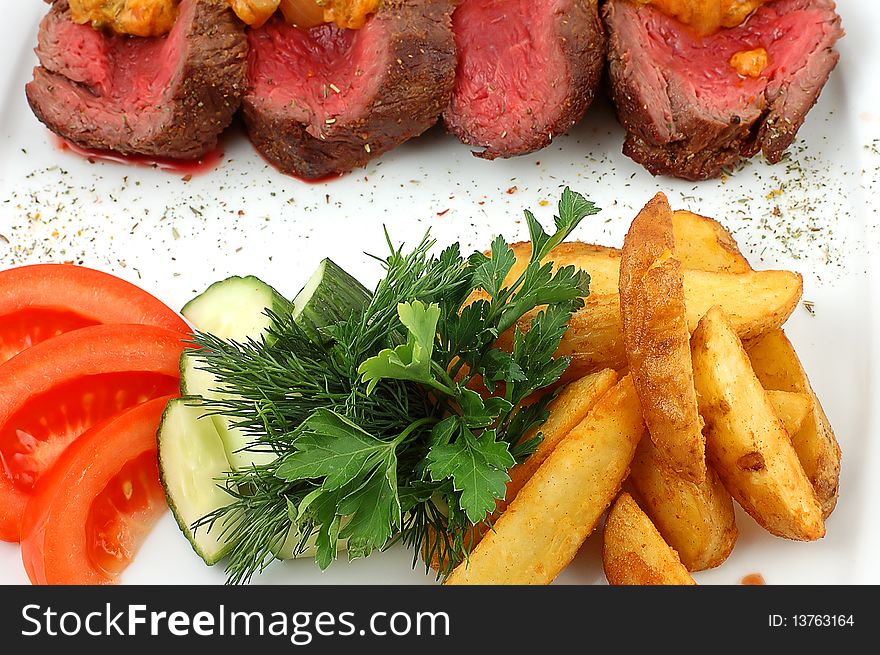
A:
769,615,856,628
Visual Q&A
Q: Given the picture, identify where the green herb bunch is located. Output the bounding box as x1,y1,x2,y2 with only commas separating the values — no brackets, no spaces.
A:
193,188,600,583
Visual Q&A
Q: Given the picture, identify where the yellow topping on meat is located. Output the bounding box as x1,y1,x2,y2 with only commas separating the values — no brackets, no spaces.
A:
320,0,381,30
228,0,281,29
636,0,769,36
272,0,382,30
729,47,770,77
278,0,325,28
70,0,381,35
69,0,180,37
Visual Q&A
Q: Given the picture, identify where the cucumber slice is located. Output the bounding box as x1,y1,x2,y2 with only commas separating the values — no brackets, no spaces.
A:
292,258,370,345
158,399,236,565
179,350,217,398
175,264,369,562
182,275,289,469
182,275,289,341
181,352,277,470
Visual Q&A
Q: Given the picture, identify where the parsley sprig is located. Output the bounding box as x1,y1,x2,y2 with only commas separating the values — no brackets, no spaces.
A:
194,188,599,583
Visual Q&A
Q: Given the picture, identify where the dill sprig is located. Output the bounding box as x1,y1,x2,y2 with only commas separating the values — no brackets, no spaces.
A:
192,188,600,583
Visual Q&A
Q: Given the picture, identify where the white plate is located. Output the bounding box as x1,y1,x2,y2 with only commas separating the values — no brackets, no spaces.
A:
1,1,878,585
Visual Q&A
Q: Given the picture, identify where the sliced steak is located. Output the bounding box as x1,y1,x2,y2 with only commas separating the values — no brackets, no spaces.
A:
26,0,247,160
443,0,605,160
244,0,457,179
604,0,843,180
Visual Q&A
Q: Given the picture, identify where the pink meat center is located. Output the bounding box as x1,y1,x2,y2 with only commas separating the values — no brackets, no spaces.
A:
640,0,832,110
247,16,387,132
449,0,571,145
44,1,190,109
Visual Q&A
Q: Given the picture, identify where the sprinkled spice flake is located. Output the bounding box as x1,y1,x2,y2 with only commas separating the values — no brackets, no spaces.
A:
0,100,869,294
698,140,862,271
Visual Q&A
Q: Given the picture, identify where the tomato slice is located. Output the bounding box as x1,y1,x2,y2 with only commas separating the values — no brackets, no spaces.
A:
0,264,189,364
0,324,185,542
21,396,172,585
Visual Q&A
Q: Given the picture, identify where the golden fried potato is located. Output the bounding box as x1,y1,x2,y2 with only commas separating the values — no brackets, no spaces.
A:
671,216,838,518
691,307,824,541
425,369,619,572
620,193,705,484
671,210,751,274
445,376,645,585
544,294,630,377
501,267,803,384
628,438,737,571
496,210,747,300
500,369,619,514
766,390,813,439
681,269,803,338
747,329,841,517
603,492,696,585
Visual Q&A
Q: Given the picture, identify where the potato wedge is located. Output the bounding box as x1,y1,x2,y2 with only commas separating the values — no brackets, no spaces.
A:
767,390,813,439
671,210,751,274
500,369,619,514
681,269,804,338
500,209,750,297
620,193,705,484
445,376,645,585
501,268,803,383
603,492,696,585
747,329,841,517
691,307,824,541
504,241,622,296
424,369,619,572
629,438,737,572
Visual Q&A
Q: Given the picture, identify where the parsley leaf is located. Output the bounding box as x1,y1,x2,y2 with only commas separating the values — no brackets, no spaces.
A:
358,301,443,394
427,424,515,523
526,187,601,263
276,410,398,491
472,235,517,299
277,409,406,568
337,472,400,560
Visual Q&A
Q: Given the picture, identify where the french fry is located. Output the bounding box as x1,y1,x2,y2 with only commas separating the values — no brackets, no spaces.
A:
747,329,841,518
501,267,803,383
672,214,840,518
603,492,697,585
500,209,750,296
620,192,705,484
445,376,645,585
671,210,751,274
767,390,813,439
691,307,824,541
681,269,803,338
504,241,622,296
424,369,619,572
628,438,737,572
499,369,619,514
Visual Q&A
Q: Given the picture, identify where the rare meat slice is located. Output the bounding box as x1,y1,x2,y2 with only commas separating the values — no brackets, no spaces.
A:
443,0,606,160
244,0,457,179
604,0,844,180
26,0,247,160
